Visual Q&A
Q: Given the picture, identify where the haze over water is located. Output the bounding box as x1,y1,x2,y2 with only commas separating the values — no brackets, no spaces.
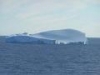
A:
0,0,100,37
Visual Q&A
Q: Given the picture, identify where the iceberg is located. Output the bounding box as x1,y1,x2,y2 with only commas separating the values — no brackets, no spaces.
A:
32,29,87,44
6,33,55,44
6,29,87,44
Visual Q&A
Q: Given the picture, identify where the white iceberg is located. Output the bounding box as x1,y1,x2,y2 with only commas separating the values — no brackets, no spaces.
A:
6,29,87,44
32,29,87,44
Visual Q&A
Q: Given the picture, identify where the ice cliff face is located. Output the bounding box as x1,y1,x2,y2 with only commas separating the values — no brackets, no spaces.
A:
32,29,87,44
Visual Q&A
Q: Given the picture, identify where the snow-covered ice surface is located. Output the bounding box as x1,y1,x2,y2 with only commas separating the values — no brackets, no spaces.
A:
0,43,100,75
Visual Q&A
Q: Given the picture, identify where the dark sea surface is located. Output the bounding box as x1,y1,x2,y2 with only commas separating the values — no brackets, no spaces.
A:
0,42,100,75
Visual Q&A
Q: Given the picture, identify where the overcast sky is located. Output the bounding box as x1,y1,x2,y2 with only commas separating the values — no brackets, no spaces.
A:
0,0,100,37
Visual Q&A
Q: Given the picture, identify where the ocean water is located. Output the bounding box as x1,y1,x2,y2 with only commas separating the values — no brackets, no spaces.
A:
0,43,100,75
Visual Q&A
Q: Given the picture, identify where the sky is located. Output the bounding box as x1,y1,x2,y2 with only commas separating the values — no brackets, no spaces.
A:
0,0,100,37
